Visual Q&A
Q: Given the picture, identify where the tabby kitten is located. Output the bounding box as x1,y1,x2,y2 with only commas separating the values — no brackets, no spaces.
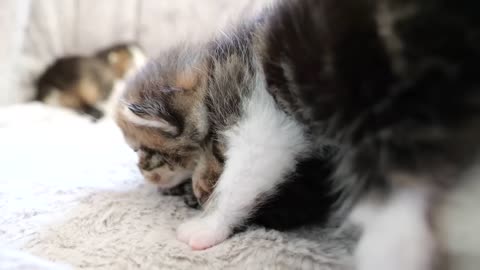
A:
116,0,480,269
115,36,318,252
36,43,145,120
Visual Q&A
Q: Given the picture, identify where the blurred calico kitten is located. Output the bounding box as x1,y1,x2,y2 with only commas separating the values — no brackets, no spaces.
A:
116,0,480,269
35,43,146,120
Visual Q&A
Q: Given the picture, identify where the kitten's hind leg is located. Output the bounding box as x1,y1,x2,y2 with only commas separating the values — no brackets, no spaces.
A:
351,178,440,270
177,89,308,250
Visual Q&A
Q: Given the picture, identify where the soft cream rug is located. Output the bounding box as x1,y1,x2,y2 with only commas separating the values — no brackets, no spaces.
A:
0,103,354,270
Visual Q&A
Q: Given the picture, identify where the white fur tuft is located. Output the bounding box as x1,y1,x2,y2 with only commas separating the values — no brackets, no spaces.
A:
351,186,435,270
121,106,177,134
439,163,480,270
128,46,147,78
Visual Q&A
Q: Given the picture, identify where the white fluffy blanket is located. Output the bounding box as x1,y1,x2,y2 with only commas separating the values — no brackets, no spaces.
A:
0,103,354,269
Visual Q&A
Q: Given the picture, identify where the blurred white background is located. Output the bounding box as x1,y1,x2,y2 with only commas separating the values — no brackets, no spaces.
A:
0,0,270,106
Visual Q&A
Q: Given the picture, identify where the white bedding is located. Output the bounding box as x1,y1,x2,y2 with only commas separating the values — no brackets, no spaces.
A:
0,103,354,269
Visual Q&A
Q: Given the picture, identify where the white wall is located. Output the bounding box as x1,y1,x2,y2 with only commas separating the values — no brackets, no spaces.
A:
0,0,31,106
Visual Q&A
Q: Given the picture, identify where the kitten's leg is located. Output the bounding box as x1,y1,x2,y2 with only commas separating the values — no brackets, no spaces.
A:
158,181,189,196
80,104,104,121
182,185,201,209
351,177,439,270
177,89,307,250
191,146,223,206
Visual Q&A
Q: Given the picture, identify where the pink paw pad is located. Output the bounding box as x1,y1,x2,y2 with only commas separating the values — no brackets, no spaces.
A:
177,217,231,250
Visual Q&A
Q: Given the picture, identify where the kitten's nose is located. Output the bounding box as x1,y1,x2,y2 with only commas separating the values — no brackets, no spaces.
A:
145,172,163,184
151,173,162,183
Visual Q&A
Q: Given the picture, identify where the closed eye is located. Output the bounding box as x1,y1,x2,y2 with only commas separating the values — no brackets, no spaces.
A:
128,104,148,116
140,146,157,154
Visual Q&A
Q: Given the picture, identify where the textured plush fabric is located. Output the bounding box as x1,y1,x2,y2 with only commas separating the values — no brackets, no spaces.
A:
0,103,355,269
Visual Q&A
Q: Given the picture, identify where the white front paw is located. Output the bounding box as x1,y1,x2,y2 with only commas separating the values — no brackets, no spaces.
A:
177,216,231,250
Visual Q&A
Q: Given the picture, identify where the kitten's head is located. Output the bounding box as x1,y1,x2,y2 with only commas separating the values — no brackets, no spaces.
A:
115,46,210,188
96,43,147,79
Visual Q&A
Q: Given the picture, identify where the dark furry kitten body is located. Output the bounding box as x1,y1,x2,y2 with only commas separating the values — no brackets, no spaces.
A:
264,0,480,204
250,151,338,230
263,0,480,269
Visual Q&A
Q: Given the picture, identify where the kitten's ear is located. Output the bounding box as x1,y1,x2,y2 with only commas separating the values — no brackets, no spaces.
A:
121,102,180,136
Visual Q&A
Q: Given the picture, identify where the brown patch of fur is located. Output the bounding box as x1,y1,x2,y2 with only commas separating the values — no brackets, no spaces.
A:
75,78,102,106
58,90,83,109
193,147,224,205
144,171,162,184
176,70,200,91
